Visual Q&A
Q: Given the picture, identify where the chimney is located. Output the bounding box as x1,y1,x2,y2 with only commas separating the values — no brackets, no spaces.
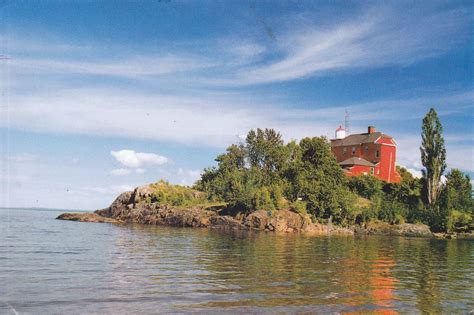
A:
368,126,376,134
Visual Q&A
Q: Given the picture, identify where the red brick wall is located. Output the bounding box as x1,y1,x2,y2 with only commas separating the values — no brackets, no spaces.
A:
344,165,373,177
331,136,401,183
331,143,381,164
375,138,400,183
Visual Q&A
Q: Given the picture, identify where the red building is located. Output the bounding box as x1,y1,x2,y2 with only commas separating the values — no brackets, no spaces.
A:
330,126,401,183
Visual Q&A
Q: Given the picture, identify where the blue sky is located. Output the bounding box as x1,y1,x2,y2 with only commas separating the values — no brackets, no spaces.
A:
0,0,472,210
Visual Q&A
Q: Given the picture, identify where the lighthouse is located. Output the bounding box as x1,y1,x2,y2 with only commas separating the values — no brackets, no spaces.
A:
335,125,346,139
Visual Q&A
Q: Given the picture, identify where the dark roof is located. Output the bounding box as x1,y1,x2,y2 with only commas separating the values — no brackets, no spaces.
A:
331,132,392,147
338,157,376,167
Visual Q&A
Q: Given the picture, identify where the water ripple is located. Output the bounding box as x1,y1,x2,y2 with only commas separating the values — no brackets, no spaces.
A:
1,209,473,314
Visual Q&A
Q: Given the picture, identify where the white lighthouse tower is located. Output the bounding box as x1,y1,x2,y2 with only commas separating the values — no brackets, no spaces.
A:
335,125,346,139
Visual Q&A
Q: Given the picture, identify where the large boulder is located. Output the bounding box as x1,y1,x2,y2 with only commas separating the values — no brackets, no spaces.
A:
131,185,155,205
95,190,133,218
305,223,354,235
97,201,216,228
243,210,270,230
243,209,313,232
209,216,245,230
158,207,215,228
355,222,433,237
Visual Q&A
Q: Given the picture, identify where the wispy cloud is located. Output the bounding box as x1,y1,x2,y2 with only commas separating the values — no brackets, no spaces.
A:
2,5,469,86
3,85,472,145
219,6,470,85
2,82,472,173
11,55,215,80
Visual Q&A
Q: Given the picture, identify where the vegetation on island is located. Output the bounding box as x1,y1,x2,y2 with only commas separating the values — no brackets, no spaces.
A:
148,108,472,233
144,180,226,210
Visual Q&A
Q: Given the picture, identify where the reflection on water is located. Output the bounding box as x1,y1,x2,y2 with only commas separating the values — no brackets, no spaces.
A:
1,208,473,314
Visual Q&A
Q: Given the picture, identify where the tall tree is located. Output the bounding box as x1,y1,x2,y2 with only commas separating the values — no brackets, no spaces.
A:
420,108,446,207
295,137,350,222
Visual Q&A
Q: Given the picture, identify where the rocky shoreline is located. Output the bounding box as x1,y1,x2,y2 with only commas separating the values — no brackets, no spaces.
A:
56,185,443,238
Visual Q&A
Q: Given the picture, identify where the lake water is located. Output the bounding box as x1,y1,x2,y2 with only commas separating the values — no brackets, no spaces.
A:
1,208,473,314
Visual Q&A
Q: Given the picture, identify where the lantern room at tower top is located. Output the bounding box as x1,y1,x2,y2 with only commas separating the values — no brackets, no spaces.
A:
330,126,401,183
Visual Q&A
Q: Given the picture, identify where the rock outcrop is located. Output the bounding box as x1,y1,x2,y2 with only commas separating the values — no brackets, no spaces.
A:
57,184,434,237
244,210,314,232
354,222,433,238
56,212,122,224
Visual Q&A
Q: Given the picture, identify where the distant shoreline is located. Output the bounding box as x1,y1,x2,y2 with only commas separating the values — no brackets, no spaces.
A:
1,207,89,213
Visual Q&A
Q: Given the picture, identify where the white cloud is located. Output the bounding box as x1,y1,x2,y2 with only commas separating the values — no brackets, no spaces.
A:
407,168,423,179
7,153,38,162
85,184,135,195
111,150,168,168
12,55,215,80
218,7,469,85
110,168,132,176
445,146,474,172
177,168,202,186
135,168,145,174
3,88,268,146
2,4,471,152
3,85,472,153
396,133,474,176
3,4,468,87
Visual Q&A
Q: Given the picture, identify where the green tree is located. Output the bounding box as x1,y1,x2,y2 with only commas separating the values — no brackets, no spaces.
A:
197,128,289,214
386,167,424,223
245,128,287,183
443,169,473,214
420,108,449,231
420,108,446,207
347,175,384,200
295,137,351,223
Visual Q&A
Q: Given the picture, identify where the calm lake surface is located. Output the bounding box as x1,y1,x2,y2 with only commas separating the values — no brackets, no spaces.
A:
1,208,473,314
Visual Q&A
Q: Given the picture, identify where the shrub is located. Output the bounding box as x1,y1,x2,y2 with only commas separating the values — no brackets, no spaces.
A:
379,199,409,224
347,176,384,200
148,180,208,208
290,200,307,215
447,210,472,233
255,187,275,211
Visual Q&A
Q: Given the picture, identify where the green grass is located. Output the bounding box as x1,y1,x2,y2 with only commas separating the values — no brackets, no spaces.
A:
145,180,226,210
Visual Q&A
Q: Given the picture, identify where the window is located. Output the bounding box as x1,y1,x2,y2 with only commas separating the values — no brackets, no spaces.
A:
375,150,380,158
365,146,369,152
351,146,356,155
370,167,374,175
343,147,347,155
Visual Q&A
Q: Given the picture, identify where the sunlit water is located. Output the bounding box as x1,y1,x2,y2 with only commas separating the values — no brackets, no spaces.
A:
1,208,473,314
